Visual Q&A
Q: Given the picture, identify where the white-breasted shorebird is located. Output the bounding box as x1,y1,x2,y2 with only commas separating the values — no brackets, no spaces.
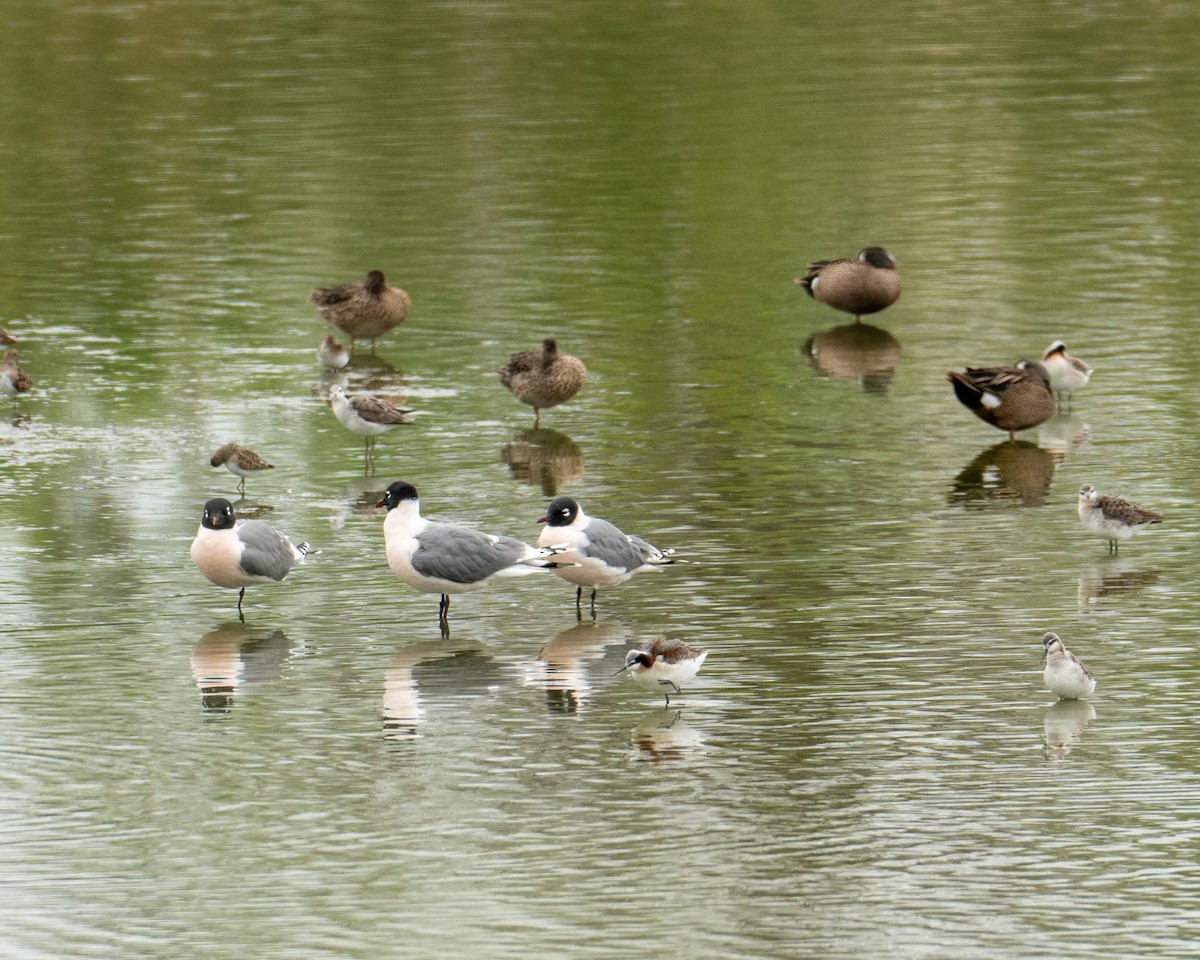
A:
1041,632,1096,700
210,443,274,496
616,635,708,708
1078,483,1162,552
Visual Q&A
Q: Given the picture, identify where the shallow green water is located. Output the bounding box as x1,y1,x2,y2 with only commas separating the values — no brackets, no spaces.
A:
3,3,1200,958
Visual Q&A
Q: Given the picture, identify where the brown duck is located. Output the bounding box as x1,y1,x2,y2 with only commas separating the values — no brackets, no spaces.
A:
0,349,33,397
497,338,587,423
796,247,901,322
947,359,1055,440
310,270,411,350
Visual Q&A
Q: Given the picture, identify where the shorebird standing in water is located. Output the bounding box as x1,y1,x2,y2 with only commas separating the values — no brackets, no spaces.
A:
615,635,708,708
1041,341,1093,407
1040,632,1096,700
329,384,413,457
1077,483,1162,552
210,443,274,497
317,334,350,371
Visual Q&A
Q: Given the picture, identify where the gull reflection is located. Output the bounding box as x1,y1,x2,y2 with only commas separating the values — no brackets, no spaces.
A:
1078,557,1161,606
328,478,387,531
191,622,299,716
1042,699,1096,761
629,709,706,763
1037,413,1091,462
801,322,901,393
525,619,630,716
382,635,501,741
501,427,585,497
949,440,1056,508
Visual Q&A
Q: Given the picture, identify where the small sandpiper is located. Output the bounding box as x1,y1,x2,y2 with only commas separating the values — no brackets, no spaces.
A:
615,635,708,708
1041,632,1096,700
1041,341,1093,406
0,349,33,397
317,334,350,371
1078,483,1162,552
190,498,310,621
210,442,275,496
329,384,413,455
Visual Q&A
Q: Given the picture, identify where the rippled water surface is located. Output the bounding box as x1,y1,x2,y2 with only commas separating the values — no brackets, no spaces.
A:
3,2,1200,957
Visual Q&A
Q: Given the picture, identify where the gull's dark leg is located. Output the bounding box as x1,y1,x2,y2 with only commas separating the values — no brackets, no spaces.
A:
438,594,450,621
237,587,246,622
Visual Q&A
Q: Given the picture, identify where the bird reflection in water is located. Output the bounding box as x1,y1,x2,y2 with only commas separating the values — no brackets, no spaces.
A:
525,619,630,716
949,440,1056,508
629,709,705,763
191,622,299,716
501,427,585,498
328,478,388,532
1037,413,1091,461
801,323,901,393
1077,557,1160,606
229,499,274,520
382,634,502,741
1042,699,1096,761
312,352,409,403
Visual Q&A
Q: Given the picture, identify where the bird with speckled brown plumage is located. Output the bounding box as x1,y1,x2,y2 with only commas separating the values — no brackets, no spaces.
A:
310,270,410,351
497,338,587,425
947,359,1055,441
796,247,901,322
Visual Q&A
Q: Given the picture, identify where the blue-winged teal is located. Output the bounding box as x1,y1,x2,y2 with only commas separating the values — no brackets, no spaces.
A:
1041,341,1093,405
310,270,410,350
1077,483,1162,552
947,359,1055,440
1040,633,1096,700
796,247,901,322
497,338,587,424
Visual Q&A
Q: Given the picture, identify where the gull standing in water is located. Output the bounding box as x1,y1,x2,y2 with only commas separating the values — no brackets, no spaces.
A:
377,481,564,621
190,498,310,620
537,496,678,614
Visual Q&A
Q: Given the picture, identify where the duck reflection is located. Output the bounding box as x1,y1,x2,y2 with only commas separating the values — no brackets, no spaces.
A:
949,439,1056,507
312,353,408,402
191,622,299,716
802,322,901,393
501,427,585,497
525,619,630,715
629,709,706,763
1042,699,1096,761
1077,557,1161,605
382,635,502,740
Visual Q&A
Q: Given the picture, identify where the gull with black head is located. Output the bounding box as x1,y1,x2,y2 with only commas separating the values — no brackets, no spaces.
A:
190,498,310,620
377,481,564,621
537,496,678,614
